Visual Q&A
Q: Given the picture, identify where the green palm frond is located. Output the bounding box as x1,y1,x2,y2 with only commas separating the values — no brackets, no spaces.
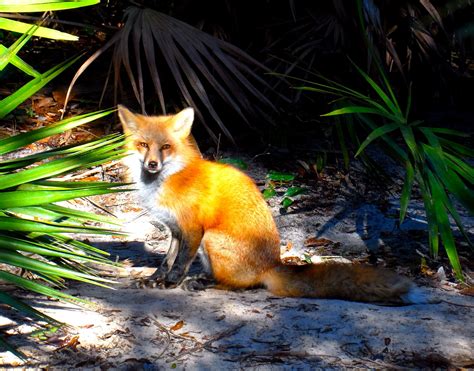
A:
295,62,473,280
0,109,127,358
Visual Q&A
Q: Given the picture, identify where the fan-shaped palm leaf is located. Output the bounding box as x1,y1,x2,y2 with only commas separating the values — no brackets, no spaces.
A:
63,6,278,142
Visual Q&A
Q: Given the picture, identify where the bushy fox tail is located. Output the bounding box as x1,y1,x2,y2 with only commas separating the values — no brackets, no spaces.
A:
263,262,428,304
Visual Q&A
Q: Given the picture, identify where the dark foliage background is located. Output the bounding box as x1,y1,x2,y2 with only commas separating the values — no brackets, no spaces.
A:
3,0,472,147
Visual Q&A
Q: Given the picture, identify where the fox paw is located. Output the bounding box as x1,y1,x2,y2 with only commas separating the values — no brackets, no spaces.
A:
180,275,215,291
135,277,166,289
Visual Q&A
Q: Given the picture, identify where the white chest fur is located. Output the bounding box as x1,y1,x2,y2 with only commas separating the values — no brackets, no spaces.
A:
126,152,183,235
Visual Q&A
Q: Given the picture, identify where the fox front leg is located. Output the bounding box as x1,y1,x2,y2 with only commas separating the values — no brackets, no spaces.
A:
162,239,199,288
148,233,181,282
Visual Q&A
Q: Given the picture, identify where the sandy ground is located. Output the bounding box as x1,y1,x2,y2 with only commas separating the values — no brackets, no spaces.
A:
1,155,473,369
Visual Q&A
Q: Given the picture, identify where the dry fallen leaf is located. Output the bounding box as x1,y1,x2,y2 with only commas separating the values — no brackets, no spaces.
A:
54,335,80,352
459,286,474,297
170,320,185,331
80,324,95,329
304,237,334,247
281,256,305,265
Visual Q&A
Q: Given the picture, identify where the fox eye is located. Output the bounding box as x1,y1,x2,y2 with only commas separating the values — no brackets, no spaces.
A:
161,144,171,150
139,142,148,149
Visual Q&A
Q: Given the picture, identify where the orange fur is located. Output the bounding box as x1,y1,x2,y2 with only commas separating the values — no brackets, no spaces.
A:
119,105,418,304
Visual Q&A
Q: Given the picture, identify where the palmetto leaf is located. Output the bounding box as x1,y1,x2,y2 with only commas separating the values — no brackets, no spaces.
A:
0,108,126,358
0,291,61,325
0,0,99,12
0,110,114,155
0,44,39,76
0,55,82,119
0,17,78,41
399,160,414,224
0,270,88,304
426,170,463,278
355,122,401,157
0,250,114,286
322,106,385,117
0,234,110,264
0,0,122,357
0,22,39,71
64,6,278,142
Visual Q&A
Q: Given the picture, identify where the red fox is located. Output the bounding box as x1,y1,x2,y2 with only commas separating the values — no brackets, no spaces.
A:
118,105,427,304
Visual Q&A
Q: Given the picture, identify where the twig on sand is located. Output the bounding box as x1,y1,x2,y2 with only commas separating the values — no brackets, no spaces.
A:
171,323,245,361
150,316,244,362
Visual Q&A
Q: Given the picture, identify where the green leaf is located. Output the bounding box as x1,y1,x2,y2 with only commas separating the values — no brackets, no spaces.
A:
0,0,99,12
0,291,60,325
0,143,124,190
356,114,408,161
405,82,412,119
444,153,474,185
350,61,403,120
37,233,110,257
427,127,470,137
0,131,123,170
0,333,26,361
355,122,401,157
423,145,474,214
427,171,463,279
266,171,295,182
0,235,112,264
281,197,294,209
0,188,123,208
0,215,121,235
0,55,82,119
0,44,40,76
438,138,474,158
284,187,306,197
0,250,114,286
303,254,312,264
262,186,276,200
399,160,414,224
400,126,419,161
42,204,121,225
0,270,87,304
419,177,439,256
0,17,78,41
322,105,398,121
0,23,38,68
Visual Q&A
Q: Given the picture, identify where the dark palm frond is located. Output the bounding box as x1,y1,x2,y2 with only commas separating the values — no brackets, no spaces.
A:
419,0,446,34
360,0,452,79
63,6,279,142
265,11,345,101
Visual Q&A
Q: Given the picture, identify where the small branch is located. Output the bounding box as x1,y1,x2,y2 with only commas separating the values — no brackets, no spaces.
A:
172,323,245,361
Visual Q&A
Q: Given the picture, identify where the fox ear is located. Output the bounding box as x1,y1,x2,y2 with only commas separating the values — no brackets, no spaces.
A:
172,107,194,139
117,105,138,132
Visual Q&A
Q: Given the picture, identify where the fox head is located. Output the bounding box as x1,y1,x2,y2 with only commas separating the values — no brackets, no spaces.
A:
118,105,201,178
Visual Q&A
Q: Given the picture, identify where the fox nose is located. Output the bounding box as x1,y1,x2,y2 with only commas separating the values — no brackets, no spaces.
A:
148,161,158,170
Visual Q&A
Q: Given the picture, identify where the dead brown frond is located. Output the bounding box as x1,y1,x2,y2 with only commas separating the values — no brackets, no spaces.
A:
63,6,279,142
